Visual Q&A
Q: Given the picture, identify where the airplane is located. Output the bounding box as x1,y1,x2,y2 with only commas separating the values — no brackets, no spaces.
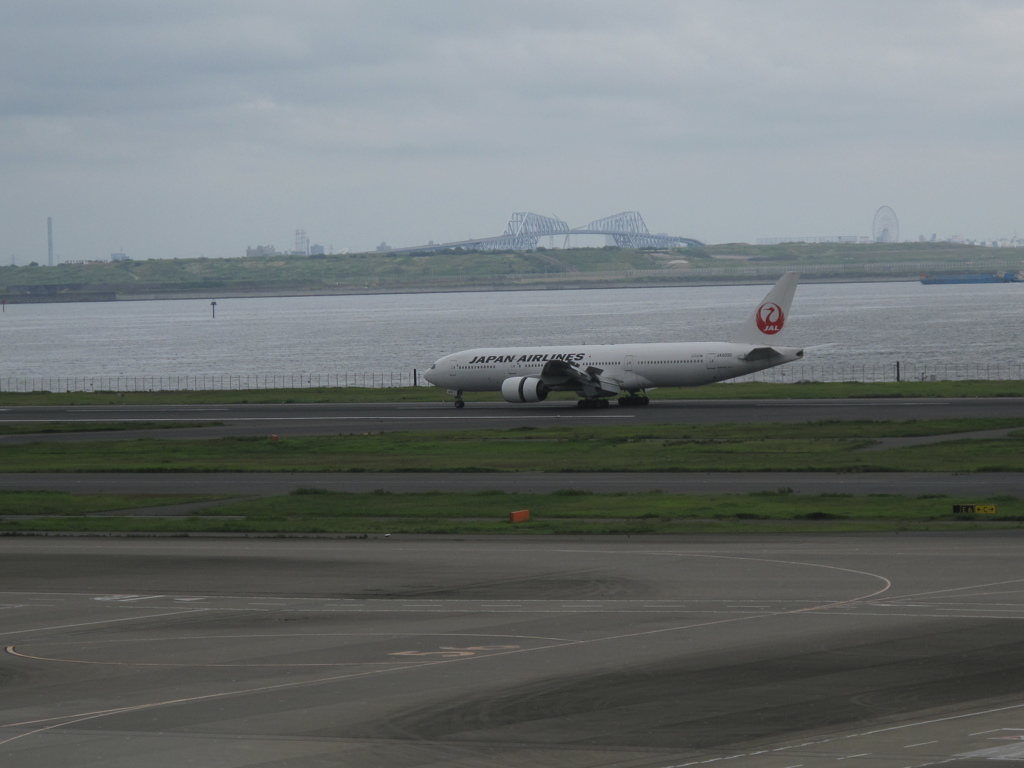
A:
423,272,803,408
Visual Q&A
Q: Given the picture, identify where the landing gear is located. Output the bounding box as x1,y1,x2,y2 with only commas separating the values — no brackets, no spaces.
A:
576,398,610,409
617,394,650,407
451,390,465,409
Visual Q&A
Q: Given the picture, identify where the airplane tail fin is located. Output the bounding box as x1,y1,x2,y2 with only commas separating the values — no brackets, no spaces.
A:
730,272,800,345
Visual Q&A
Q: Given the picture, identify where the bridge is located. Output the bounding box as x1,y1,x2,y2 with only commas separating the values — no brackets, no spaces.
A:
388,211,704,253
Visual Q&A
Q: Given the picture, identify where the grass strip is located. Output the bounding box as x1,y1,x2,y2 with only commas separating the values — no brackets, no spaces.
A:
0,419,1021,473
0,491,226,516
2,490,1020,535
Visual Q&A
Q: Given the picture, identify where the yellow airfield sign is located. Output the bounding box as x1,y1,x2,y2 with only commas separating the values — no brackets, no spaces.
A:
953,504,997,514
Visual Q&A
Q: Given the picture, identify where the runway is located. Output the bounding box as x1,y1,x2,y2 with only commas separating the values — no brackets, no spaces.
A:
1,396,1023,440
3,535,1024,767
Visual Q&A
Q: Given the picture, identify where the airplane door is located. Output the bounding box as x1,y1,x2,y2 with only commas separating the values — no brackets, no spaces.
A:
508,359,518,376
705,354,716,370
625,354,633,371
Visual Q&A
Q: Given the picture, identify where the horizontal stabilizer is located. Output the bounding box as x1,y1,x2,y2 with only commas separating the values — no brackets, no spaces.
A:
740,346,783,362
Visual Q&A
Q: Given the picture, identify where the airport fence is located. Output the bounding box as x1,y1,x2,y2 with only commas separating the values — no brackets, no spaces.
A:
1,364,1022,393
732,362,1024,384
0,372,427,393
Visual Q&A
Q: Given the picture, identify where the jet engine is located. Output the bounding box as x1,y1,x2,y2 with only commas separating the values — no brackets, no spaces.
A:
501,376,549,403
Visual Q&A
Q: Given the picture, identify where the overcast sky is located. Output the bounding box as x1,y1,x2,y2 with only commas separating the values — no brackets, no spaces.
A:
2,1,1022,262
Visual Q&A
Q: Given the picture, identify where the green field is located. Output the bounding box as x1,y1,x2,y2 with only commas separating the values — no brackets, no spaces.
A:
2,489,1019,536
1,382,1021,535
1,418,1022,473
0,417,1021,535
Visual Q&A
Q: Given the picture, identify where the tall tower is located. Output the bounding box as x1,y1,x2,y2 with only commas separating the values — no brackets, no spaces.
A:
47,217,54,266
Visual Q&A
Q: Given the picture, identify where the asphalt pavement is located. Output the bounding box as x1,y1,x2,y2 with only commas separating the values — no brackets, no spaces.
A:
0,396,1022,439
3,534,1024,767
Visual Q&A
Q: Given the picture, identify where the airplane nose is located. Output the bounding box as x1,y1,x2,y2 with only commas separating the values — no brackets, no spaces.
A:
423,366,438,384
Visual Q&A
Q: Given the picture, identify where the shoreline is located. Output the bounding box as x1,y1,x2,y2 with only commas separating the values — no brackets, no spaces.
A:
2,273,928,305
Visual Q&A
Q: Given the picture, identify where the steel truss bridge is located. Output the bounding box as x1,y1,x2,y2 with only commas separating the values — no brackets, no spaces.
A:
391,211,704,253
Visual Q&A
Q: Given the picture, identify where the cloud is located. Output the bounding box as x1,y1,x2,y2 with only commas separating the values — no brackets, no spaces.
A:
1,0,1023,260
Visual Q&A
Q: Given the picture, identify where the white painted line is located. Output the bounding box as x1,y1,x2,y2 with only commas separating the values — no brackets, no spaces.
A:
904,741,938,748
933,610,1024,618
854,701,1024,740
3,609,208,636
117,595,166,602
92,594,166,602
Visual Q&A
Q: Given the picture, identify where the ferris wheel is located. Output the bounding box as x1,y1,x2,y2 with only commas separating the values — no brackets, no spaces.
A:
872,206,899,243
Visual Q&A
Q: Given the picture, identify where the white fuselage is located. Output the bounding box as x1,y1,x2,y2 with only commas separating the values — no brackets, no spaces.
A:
424,341,803,393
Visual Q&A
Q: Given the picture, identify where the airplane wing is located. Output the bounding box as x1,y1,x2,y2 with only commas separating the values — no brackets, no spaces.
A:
540,359,621,397
540,358,595,385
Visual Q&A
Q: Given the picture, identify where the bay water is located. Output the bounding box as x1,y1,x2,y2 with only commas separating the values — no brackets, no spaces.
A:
1,281,1020,383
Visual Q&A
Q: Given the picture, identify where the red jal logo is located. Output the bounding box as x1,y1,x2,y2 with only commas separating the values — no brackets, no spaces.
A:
755,302,784,334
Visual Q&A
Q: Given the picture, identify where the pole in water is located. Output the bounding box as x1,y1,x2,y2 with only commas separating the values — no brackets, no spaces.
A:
211,300,217,318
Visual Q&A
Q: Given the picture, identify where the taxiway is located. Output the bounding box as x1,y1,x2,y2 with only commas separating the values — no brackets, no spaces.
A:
3,535,1024,767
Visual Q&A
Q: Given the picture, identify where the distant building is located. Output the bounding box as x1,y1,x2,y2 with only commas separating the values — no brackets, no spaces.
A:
310,244,326,256
111,252,130,262
246,245,277,258
756,236,861,245
376,242,392,252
